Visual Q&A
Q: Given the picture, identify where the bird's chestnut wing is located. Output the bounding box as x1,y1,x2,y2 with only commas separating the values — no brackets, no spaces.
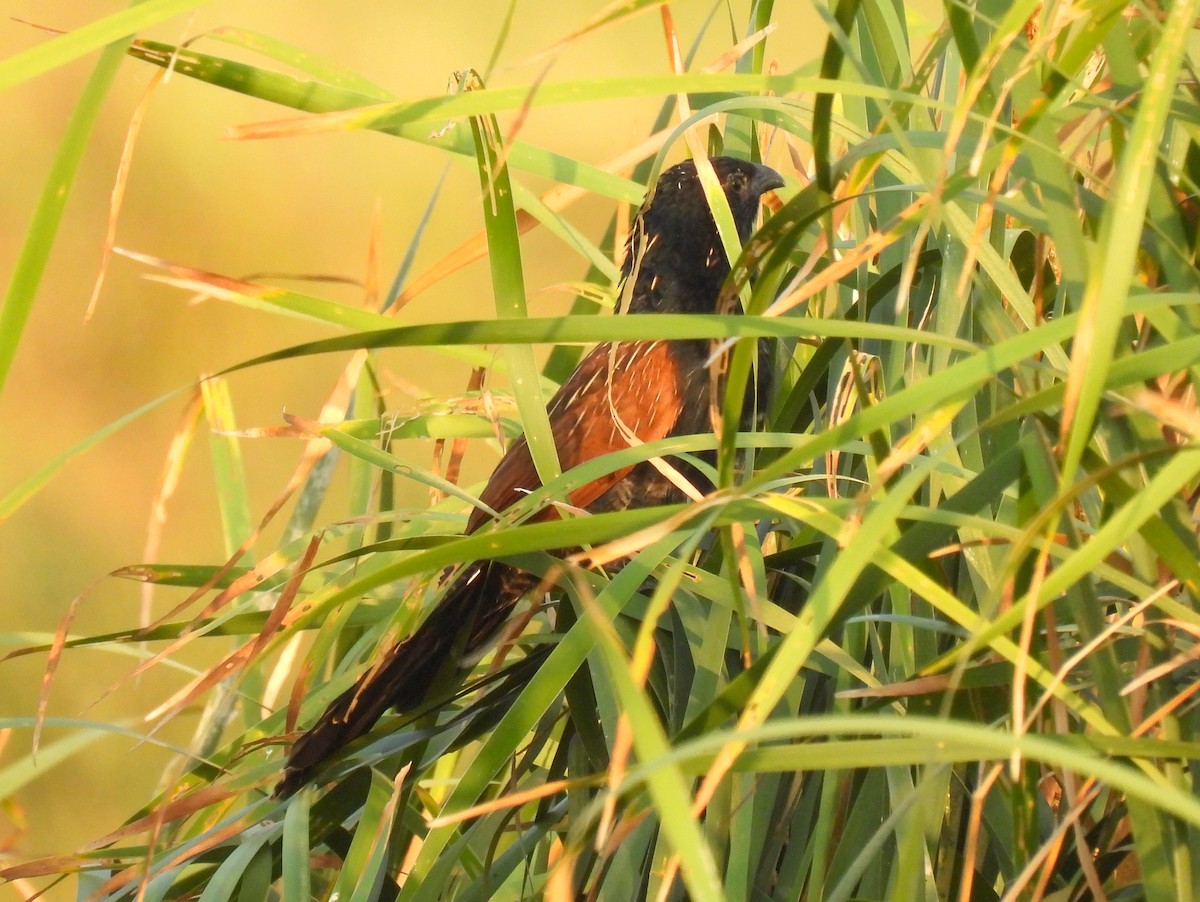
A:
467,341,689,533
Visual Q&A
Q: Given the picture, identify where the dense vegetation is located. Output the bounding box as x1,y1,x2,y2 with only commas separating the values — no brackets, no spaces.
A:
3,2,1200,899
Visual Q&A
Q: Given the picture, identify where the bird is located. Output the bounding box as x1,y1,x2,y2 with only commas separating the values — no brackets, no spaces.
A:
276,155,784,798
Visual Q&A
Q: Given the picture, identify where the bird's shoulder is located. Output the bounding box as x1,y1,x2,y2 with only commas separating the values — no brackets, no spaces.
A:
467,339,699,532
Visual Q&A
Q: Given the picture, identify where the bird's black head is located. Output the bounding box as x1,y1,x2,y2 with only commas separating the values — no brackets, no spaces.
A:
621,156,784,314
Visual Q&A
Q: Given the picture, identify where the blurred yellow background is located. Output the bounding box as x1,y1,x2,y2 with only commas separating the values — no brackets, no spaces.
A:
0,0,834,880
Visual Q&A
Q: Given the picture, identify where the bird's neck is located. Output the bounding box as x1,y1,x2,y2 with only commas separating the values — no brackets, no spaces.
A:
621,235,731,315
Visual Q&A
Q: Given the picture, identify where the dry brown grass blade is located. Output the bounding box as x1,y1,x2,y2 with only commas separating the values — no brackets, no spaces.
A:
998,778,1107,902
86,816,251,902
707,24,777,74
365,197,382,310
86,67,165,321
8,18,67,36
491,62,554,180
562,570,636,852
956,763,1004,901
388,208,541,311
194,554,294,622
569,496,715,569
113,249,328,307
143,537,318,725
227,7,773,145
546,845,578,902
249,538,320,657
1130,658,1200,737
836,674,955,699
225,2,667,144
0,785,238,881
280,412,326,437
1,876,42,902
108,552,292,699
521,0,667,65
591,534,688,848
825,352,880,497
727,520,767,657
137,629,263,726
141,387,204,631
767,192,932,318
282,651,315,736
1132,386,1200,443
214,420,323,439
571,806,653,901
1011,536,1053,778
876,401,957,485
260,631,303,721
34,593,83,759
431,366,488,504
132,348,365,639
332,32,774,313
84,528,305,727
1123,618,1200,697
228,106,369,141
0,852,127,883
1024,586,1168,728
426,776,588,828
660,5,702,161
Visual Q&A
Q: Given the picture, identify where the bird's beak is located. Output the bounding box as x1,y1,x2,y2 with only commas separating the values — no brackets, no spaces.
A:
750,162,786,196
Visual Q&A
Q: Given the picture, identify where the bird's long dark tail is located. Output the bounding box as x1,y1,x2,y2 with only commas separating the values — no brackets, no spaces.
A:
275,562,537,797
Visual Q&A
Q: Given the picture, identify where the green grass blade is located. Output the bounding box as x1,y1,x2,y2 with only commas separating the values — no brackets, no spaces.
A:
0,0,208,91
1060,0,1199,476
468,81,560,483
0,39,127,394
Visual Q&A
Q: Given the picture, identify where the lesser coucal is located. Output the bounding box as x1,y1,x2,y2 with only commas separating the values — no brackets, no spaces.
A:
277,155,784,797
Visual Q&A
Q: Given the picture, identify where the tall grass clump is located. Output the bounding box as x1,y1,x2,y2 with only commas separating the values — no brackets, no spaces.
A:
3,2,1200,900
